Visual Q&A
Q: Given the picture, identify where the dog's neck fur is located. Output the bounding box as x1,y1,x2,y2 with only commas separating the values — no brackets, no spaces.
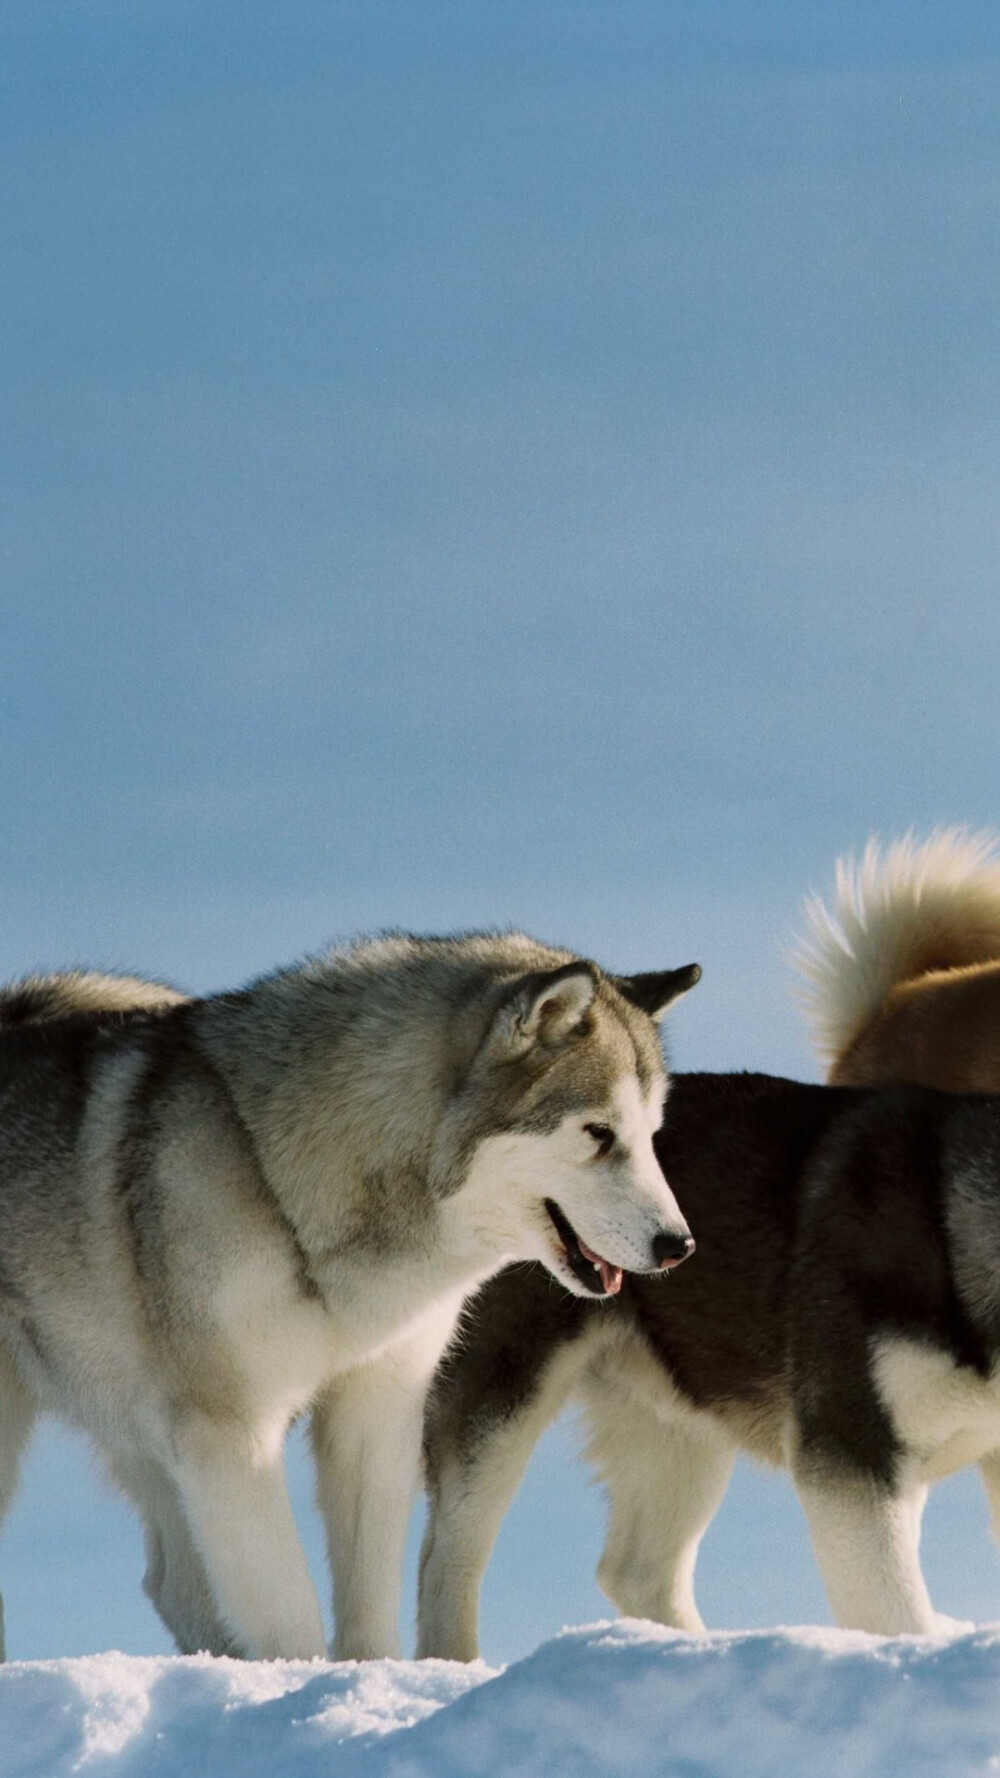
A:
192,962,515,1295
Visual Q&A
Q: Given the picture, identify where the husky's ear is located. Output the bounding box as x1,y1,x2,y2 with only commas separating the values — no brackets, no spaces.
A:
613,963,702,1022
495,962,598,1055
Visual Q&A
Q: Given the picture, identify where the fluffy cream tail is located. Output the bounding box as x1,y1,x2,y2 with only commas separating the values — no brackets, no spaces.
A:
793,828,1000,1070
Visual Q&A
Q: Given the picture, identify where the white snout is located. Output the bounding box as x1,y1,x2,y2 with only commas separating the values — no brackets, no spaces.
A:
452,1077,692,1297
553,1145,690,1274
552,1075,691,1273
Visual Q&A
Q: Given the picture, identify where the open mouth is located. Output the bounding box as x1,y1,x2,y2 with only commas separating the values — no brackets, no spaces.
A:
544,1198,623,1297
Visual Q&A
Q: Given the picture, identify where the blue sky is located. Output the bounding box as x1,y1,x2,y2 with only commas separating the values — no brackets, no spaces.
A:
3,1,1000,1661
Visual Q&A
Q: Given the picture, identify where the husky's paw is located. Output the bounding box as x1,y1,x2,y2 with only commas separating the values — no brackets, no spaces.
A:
928,1611,976,1637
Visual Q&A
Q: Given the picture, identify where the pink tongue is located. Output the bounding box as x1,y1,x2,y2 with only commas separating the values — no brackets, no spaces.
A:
578,1237,623,1296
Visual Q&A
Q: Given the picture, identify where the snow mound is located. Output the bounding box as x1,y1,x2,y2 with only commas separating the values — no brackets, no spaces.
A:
3,1621,1000,1778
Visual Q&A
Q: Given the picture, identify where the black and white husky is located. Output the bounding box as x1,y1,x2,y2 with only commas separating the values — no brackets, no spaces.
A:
419,1069,1000,1658
0,942,698,1662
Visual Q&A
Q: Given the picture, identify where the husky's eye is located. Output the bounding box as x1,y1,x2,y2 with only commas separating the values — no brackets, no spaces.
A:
583,1122,615,1158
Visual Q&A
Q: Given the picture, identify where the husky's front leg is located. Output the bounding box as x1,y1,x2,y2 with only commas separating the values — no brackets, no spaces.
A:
580,1370,735,1634
794,1463,940,1634
172,1418,326,1660
314,1304,462,1661
109,1453,238,1655
0,1355,37,1662
418,1339,588,1661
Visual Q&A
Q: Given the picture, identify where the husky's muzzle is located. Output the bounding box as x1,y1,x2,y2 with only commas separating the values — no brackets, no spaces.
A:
544,1199,695,1296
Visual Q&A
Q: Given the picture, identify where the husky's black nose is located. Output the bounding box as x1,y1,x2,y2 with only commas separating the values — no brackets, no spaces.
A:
652,1230,696,1270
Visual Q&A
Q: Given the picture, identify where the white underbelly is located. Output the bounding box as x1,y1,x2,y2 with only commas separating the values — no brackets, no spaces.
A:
872,1336,1000,1481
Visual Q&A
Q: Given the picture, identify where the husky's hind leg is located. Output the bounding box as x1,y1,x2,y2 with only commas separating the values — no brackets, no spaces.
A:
418,1336,590,1661
794,1463,941,1634
0,1350,37,1661
971,1449,1000,1623
581,1369,734,1632
109,1453,238,1655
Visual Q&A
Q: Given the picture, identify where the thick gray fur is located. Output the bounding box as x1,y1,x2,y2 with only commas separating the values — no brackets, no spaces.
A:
0,938,695,1661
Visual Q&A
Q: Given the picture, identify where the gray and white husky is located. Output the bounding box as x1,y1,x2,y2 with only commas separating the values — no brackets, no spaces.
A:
0,939,698,1662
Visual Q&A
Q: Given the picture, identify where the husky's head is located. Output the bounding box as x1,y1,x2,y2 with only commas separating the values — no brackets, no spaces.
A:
438,959,700,1298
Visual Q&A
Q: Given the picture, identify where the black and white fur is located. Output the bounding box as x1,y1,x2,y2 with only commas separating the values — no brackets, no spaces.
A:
419,1070,1000,1659
0,943,697,1662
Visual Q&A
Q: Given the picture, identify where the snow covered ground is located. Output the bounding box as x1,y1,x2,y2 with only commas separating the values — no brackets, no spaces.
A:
3,1620,1000,1778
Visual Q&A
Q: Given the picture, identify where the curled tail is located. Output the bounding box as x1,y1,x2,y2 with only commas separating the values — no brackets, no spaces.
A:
793,828,1000,1074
